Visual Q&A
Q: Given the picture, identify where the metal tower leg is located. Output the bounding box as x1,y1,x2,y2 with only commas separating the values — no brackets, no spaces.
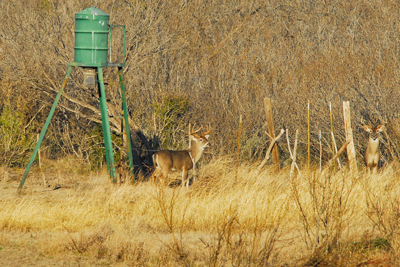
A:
97,67,116,181
18,65,73,191
118,67,134,182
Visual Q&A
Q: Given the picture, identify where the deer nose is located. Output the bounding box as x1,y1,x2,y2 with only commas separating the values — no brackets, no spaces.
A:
207,142,211,147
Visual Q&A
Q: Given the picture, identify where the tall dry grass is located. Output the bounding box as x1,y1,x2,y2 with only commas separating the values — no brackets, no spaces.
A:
1,0,400,168
1,159,399,265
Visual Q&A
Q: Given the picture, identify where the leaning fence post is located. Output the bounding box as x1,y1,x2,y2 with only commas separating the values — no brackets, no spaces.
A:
343,101,358,174
263,98,280,171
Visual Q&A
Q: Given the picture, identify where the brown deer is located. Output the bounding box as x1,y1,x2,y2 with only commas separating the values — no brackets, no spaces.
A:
152,128,211,187
361,118,386,174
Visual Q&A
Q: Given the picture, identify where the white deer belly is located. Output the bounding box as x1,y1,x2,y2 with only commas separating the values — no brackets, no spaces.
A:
367,140,380,165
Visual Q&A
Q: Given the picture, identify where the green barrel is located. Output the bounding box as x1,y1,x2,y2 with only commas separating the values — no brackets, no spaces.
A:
74,7,109,67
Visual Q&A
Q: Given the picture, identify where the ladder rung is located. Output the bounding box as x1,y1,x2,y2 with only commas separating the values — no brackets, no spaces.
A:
116,131,129,135
116,148,130,153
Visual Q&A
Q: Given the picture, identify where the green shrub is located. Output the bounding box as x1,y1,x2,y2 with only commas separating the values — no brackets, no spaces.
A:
153,95,190,149
0,106,36,167
83,125,126,171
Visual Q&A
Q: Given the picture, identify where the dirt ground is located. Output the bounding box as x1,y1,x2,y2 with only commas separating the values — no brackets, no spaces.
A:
0,192,94,266
0,245,84,267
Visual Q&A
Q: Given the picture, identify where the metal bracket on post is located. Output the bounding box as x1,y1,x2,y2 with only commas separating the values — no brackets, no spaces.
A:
109,25,126,66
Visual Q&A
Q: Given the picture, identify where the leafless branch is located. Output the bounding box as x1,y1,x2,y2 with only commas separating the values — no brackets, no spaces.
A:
321,141,350,173
256,129,284,174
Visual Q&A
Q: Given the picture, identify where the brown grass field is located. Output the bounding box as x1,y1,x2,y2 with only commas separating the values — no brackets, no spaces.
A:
1,157,400,266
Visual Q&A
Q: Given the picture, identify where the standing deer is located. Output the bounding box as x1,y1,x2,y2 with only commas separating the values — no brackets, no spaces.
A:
361,118,386,174
152,128,211,187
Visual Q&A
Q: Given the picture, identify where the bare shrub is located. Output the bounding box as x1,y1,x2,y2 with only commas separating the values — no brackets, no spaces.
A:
289,168,361,265
364,162,400,254
1,0,400,170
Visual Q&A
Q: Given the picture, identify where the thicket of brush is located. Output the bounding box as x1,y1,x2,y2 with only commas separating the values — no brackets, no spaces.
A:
1,0,400,169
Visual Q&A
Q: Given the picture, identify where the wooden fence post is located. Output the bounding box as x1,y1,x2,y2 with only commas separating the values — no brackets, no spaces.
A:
343,101,358,174
236,114,242,178
308,101,311,169
264,98,280,171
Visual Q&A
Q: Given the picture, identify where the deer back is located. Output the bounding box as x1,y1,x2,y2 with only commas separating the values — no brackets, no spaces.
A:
153,126,212,174
153,150,193,171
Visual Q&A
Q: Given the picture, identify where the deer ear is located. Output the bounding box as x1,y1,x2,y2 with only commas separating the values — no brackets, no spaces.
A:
362,125,372,133
189,135,196,140
204,134,210,139
376,125,386,132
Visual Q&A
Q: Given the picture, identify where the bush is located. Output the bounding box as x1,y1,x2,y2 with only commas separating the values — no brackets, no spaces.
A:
0,106,36,167
153,95,190,150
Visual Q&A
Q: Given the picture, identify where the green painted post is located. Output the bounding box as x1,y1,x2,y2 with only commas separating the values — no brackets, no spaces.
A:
118,67,134,181
97,67,116,181
18,65,73,191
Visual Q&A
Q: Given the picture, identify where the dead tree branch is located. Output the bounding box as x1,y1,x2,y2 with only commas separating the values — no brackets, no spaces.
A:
321,141,349,174
286,129,301,179
256,129,284,174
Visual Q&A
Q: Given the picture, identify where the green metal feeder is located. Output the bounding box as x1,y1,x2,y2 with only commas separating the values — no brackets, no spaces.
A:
19,7,133,190
74,7,109,66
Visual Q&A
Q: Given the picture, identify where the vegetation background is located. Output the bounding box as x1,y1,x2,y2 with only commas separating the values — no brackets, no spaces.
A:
2,0,400,169
1,0,400,266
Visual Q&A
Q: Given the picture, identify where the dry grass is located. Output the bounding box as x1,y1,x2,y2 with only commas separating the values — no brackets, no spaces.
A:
1,158,399,266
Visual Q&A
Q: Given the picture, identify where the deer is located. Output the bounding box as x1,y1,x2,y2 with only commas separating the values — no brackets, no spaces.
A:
361,117,386,174
152,127,211,188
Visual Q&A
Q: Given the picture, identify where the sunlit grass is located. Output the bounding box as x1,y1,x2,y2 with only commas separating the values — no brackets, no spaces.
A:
1,159,399,265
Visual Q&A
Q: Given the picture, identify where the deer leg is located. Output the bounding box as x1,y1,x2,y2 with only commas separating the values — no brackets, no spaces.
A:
162,169,170,186
371,165,378,174
190,154,196,184
192,162,196,184
153,168,161,184
182,169,188,188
